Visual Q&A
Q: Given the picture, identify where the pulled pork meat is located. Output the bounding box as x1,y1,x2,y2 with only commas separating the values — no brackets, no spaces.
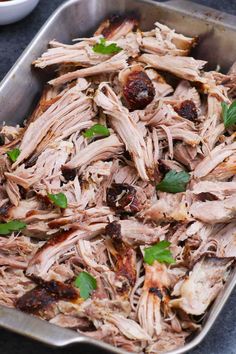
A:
0,13,236,354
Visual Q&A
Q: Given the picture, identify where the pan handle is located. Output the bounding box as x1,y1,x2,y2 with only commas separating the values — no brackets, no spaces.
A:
164,0,236,29
0,305,83,346
0,305,122,353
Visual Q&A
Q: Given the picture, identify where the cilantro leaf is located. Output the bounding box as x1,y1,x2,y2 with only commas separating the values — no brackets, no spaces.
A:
83,124,110,139
221,101,236,128
75,271,97,300
0,220,26,235
7,148,21,162
93,38,122,55
144,240,175,265
156,170,190,193
48,192,68,209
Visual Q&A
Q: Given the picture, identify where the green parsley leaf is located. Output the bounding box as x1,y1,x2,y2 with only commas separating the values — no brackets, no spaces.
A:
0,220,26,235
48,192,68,209
7,148,21,162
221,101,236,128
93,38,122,55
83,124,110,139
75,271,97,300
144,240,175,265
156,170,190,193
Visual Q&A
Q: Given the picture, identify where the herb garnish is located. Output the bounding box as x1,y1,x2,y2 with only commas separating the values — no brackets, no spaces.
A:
221,101,236,128
83,124,110,139
93,38,122,55
48,192,68,209
144,241,175,265
7,148,21,162
75,271,97,300
0,220,26,235
156,170,190,193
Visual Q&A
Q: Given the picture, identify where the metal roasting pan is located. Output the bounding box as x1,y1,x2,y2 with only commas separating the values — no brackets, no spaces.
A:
0,0,236,353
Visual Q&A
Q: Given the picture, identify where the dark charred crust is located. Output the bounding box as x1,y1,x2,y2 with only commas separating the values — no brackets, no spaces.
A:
61,166,77,181
48,218,70,229
0,133,5,146
174,100,198,121
197,192,219,202
16,287,56,314
24,154,39,168
123,70,155,110
202,255,235,267
26,210,39,218
16,276,78,315
106,183,141,214
115,275,131,295
105,222,125,252
105,221,122,240
123,150,132,161
43,230,73,247
36,230,74,254
0,201,12,220
31,276,78,300
99,14,138,39
116,248,136,286
149,287,163,300
157,160,171,179
34,193,52,209
18,186,27,199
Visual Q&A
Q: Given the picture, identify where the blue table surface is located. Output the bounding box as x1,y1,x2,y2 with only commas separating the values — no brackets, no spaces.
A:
0,0,236,353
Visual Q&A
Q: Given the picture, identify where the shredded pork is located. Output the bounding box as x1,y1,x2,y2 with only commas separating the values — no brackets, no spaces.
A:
0,14,236,354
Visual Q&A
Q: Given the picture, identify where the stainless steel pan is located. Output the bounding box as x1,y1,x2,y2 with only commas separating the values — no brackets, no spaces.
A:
0,1,236,353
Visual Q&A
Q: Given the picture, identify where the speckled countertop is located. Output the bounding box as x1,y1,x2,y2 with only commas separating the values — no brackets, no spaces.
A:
0,0,236,353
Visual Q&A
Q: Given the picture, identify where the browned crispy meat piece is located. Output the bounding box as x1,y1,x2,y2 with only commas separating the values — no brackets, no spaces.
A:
61,166,77,181
0,201,12,221
30,276,78,300
16,287,56,314
94,14,138,40
105,221,122,243
106,183,141,214
174,100,198,121
16,277,78,315
116,248,137,286
120,66,155,110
